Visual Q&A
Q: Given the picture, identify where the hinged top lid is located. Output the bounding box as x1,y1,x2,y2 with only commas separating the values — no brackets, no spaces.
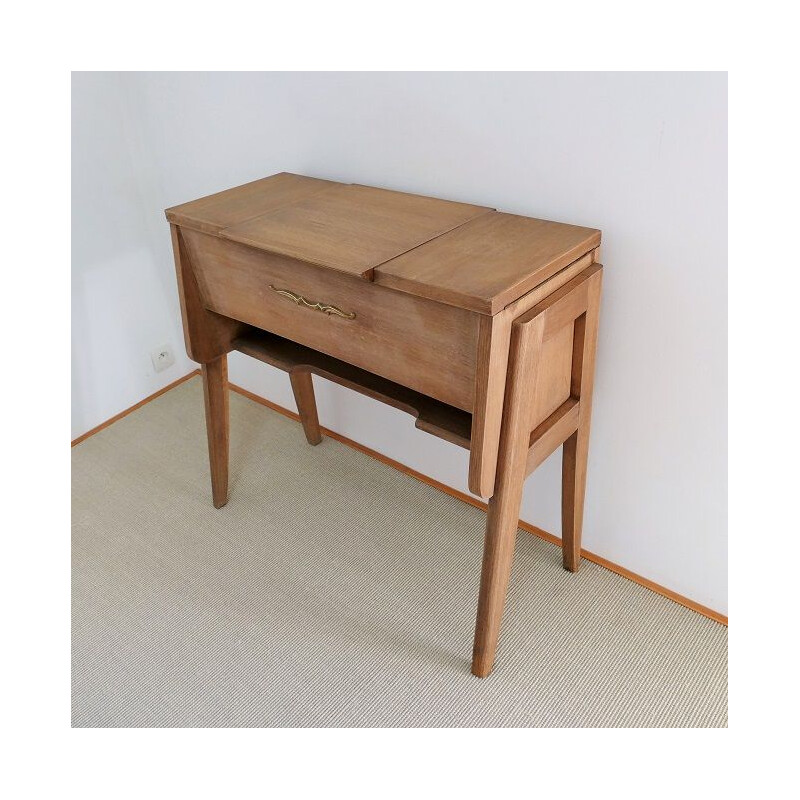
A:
374,210,601,313
164,172,336,235
165,172,600,314
219,182,491,279
166,173,490,280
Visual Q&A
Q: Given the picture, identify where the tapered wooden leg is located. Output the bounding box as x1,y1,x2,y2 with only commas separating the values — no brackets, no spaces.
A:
561,273,601,572
290,370,322,445
201,355,229,509
471,314,545,678
561,429,588,571
471,454,529,677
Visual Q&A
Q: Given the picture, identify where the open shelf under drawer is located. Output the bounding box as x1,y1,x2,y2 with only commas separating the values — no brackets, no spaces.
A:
233,328,473,449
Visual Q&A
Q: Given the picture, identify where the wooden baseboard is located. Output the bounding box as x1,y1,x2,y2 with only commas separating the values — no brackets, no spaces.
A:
71,370,201,447
72,370,728,627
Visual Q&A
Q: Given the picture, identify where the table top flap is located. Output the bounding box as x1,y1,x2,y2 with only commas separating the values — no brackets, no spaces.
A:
218,182,492,279
374,211,601,314
165,172,600,312
165,173,336,236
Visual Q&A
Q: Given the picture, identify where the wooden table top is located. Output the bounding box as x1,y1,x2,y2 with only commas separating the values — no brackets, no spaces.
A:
166,172,600,315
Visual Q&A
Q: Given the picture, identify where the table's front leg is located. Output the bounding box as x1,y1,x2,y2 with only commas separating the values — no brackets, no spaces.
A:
201,355,230,509
471,313,545,678
169,223,242,508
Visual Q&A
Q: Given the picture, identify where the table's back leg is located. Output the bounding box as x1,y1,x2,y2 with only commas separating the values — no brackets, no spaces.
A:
290,369,322,445
169,224,243,508
471,314,545,678
561,272,602,571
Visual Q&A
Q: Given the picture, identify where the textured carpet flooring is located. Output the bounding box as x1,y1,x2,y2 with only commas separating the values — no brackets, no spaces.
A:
72,377,727,727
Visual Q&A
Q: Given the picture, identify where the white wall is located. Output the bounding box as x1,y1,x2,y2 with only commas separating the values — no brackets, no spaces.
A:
72,72,727,614
72,73,193,437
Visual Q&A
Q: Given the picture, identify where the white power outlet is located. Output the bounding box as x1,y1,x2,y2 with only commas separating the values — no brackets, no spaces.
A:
150,344,175,373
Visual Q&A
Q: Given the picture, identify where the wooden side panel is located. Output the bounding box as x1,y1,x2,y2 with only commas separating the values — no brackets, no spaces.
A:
182,229,480,412
169,224,243,364
530,323,574,428
467,250,596,500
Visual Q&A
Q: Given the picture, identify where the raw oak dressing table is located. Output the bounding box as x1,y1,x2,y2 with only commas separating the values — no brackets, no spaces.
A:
165,172,602,678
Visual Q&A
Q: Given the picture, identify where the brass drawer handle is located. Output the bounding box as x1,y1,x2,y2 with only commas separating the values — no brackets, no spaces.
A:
269,285,356,320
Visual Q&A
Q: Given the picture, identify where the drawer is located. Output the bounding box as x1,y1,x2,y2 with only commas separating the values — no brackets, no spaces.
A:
180,228,481,412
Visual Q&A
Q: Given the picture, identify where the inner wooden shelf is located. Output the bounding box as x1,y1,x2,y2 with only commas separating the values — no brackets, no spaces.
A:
233,328,473,449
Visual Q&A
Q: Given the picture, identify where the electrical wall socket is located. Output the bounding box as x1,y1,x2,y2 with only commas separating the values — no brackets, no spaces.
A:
150,344,175,373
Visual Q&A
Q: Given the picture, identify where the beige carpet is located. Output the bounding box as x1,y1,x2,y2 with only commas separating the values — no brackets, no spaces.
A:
72,377,727,727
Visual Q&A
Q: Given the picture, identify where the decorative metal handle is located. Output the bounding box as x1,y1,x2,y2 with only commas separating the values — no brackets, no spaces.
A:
269,285,356,320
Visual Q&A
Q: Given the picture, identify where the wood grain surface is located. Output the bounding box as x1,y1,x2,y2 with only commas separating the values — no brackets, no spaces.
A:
183,229,481,412
375,211,600,313
166,172,336,236
221,183,491,279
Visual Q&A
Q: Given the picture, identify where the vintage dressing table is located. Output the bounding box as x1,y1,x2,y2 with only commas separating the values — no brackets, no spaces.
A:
166,173,602,677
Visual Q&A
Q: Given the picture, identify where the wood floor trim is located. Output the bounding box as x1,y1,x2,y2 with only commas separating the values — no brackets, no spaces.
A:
71,370,201,447
71,371,728,627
